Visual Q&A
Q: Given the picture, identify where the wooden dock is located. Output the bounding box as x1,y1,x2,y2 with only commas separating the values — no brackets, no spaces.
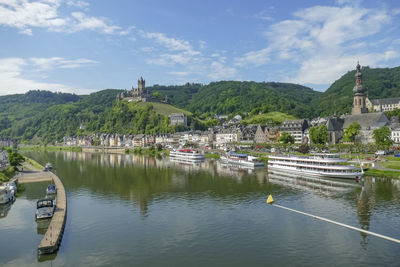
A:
37,171,67,254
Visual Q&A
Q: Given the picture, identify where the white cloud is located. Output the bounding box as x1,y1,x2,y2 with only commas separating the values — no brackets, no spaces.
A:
142,31,196,52
208,61,237,80
0,0,121,35
235,47,270,67
18,28,32,35
69,12,121,34
288,51,400,85
66,0,89,8
0,57,73,95
0,57,98,95
254,9,274,21
235,4,396,86
29,57,98,70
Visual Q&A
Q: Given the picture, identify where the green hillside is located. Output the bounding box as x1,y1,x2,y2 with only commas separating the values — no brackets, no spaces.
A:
242,112,297,126
315,66,400,116
137,102,192,116
0,89,121,143
148,81,320,118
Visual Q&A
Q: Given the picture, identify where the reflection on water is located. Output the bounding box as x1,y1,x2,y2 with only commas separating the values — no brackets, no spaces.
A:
1,151,398,266
36,218,51,235
268,170,360,197
0,201,13,219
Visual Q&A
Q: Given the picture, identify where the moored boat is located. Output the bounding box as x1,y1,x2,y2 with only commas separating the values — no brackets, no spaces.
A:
35,198,56,220
46,184,57,195
0,185,15,204
221,152,264,168
268,153,363,180
169,149,205,162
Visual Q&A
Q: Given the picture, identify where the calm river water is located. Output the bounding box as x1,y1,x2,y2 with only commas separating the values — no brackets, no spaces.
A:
1,151,400,266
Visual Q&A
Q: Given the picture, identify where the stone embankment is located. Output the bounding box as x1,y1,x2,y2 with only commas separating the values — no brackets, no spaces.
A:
13,161,67,255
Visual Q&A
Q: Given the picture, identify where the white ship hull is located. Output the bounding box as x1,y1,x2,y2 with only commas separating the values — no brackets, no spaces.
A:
221,157,264,168
268,154,363,180
169,150,205,162
268,165,363,179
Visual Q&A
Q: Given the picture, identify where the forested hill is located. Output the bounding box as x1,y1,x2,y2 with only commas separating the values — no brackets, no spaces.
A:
1,65,399,143
147,81,321,118
0,89,121,143
313,66,400,116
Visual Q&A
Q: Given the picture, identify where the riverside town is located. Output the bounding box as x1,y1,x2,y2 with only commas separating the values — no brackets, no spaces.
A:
1,1,400,266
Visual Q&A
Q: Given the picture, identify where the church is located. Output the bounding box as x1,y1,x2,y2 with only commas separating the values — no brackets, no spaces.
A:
342,62,390,144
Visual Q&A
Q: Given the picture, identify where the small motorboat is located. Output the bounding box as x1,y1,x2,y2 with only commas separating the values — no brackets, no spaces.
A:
35,199,56,220
46,185,57,195
45,162,53,170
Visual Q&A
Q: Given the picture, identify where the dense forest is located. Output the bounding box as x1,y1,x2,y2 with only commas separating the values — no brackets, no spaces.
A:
0,65,399,143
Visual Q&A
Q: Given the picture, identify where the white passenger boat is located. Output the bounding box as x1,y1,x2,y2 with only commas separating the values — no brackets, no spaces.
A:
268,153,363,180
169,149,205,162
35,198,56,220
0,185,15,204
220,153,264,168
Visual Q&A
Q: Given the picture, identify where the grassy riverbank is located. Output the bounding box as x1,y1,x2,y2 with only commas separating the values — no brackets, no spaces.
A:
205,153,220,159
22,156,44,170
364,169,400,179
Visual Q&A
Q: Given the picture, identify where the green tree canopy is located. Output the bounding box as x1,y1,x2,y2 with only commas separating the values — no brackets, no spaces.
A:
278,132,294,144
309,125,328,145
343,122,361,143
8,151,24,167
373,126,393,148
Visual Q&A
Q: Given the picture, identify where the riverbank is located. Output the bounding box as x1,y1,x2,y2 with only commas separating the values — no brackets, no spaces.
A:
364,169,400,179
19,146,82,152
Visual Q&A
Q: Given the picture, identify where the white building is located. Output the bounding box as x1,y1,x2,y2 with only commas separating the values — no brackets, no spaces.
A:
215,129,238,146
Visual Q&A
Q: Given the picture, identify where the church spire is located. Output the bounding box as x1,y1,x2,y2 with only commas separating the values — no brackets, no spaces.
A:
351,61,368,115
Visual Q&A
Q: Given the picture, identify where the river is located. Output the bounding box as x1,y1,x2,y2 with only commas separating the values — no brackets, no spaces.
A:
1,151,399,266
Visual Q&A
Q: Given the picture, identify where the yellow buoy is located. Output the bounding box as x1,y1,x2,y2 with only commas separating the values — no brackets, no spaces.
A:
266,194,274,204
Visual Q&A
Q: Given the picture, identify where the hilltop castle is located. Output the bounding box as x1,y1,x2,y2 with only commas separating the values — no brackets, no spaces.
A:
117,77,168,103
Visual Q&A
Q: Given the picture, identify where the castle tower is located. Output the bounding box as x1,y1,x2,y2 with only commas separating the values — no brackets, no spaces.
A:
351,62,368,115
138,76,145,94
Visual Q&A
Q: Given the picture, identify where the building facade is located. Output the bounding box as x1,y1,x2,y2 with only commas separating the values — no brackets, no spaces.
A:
279,119,308,143
366,97,400,112
169,113,187,126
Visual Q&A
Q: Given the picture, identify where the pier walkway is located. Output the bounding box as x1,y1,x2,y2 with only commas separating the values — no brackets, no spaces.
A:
12,162,67,255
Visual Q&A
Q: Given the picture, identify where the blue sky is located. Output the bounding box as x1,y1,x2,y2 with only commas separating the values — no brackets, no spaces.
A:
0,0,399,95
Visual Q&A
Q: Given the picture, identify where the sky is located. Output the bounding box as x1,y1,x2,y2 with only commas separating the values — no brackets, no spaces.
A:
0,0,399,96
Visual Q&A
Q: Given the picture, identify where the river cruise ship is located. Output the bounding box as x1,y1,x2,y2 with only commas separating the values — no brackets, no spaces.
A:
268,153,363,180
221,153,264,168
169,149,205,162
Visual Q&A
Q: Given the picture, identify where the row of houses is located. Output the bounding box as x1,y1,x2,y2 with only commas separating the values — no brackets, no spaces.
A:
63,113,400,148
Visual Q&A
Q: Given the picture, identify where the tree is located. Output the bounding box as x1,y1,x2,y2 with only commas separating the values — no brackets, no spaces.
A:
343,122,361,143
8,151,24,167
373,126,393,148
278,132,294,144
309,125,328,145
297,144,310,154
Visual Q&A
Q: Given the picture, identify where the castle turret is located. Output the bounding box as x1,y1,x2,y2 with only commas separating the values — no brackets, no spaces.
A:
138,76,145,94
351,62,368,115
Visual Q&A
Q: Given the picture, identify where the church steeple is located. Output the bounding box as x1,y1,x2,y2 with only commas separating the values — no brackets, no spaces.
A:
351,62,368,115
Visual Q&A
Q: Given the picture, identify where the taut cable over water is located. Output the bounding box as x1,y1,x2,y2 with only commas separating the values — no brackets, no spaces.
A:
266,195,400,244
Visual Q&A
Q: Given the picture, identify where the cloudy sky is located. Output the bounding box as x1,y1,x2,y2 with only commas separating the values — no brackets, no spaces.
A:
0,0,399,95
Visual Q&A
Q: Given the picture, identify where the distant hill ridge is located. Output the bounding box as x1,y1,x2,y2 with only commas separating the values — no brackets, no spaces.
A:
0,65,399,142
